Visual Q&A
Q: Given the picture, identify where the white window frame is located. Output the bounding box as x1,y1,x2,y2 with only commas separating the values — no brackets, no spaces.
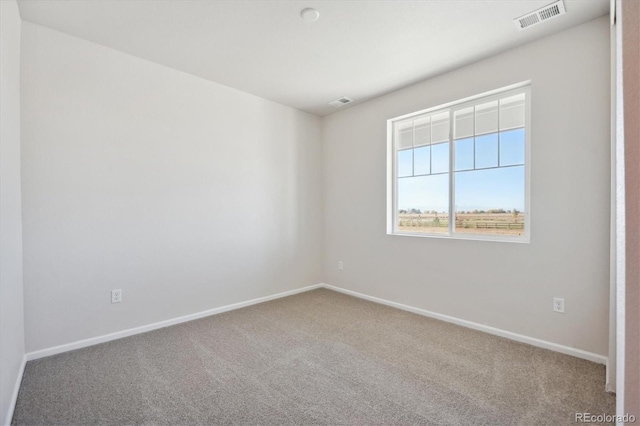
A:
386,82,531,243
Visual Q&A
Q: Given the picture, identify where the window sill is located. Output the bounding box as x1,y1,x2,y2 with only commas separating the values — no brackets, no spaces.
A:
387,231,530,244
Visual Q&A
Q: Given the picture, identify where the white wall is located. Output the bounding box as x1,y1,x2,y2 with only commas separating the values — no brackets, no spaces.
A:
0,0,25,424
323,17,611,356
20,22,323,352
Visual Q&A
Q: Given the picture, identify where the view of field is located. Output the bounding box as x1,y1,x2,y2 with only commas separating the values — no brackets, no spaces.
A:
397,210,525,236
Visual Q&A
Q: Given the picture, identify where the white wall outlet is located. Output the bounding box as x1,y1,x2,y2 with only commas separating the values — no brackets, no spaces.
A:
553,297,565,313
338,261,344,270
111,289,122,304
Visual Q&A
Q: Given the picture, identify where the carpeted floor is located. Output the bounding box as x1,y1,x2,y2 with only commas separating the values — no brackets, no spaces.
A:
13,288,615,425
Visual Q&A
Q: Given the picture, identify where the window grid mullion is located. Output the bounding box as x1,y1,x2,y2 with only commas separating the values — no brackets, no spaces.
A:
411,120,415,177
429,116,433,176
498,100,501,167
473,106,476,171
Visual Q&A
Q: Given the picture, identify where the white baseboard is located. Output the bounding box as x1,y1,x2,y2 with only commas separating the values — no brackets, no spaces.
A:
606,358,616,393
26,284,323,361
4,354,26,426
13,281,608,423
25,282,608,365
322,283,608,365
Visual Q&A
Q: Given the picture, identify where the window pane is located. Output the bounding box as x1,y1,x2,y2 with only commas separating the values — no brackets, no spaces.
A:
431,142,449,174
475,100,498,135
455,138,474,171
414,146,430,175
475,133,498,169
454,107,473,139
500,128,525,166
397,120,413,149
500,93,525,131
398,149,413,177
431,111,450,144
454,166,525,236
398,130,413,150
397,174,449,234
414,116,431,147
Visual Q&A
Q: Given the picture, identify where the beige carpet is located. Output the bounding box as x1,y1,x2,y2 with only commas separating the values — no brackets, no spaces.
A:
13,288,615,425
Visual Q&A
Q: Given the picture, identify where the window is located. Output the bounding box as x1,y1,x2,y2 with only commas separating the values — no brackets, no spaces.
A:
387,83,530,242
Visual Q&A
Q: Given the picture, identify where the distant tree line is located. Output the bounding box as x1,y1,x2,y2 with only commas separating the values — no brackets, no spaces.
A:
398,209,447,215
399,208,522,218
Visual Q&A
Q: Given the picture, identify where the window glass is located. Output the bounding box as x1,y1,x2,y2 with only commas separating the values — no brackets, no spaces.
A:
390,85,529,241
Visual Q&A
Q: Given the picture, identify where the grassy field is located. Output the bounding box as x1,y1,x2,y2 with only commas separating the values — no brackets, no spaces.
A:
397,212,525,236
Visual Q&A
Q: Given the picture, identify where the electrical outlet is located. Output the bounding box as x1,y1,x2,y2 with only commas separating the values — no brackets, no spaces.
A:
338,261,344,270
553,297,565,313
111,289,122,304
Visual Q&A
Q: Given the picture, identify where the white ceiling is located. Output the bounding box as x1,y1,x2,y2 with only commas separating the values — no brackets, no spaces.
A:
17,0,609,116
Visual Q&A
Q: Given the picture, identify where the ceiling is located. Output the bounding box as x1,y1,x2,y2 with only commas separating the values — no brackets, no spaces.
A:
17,0,609,116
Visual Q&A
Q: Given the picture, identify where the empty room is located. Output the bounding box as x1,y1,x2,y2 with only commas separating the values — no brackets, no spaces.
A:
1,0,638,424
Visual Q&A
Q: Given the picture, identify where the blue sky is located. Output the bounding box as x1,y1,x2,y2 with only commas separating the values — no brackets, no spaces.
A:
398,129,525,213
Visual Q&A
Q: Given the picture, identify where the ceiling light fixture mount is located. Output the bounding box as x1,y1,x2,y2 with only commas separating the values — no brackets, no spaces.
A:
301,8,320,22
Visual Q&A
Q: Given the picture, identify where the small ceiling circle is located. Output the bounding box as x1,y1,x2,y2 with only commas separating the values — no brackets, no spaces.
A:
301,8,320,22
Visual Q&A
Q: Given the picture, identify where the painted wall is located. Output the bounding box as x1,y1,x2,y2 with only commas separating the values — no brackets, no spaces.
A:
0,0,25,424
20,22,323,352
323,17,611,356
623,0,639,417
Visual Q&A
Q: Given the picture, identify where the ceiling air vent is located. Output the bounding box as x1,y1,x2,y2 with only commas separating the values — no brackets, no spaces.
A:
329,97,353,108
513,0,566,31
